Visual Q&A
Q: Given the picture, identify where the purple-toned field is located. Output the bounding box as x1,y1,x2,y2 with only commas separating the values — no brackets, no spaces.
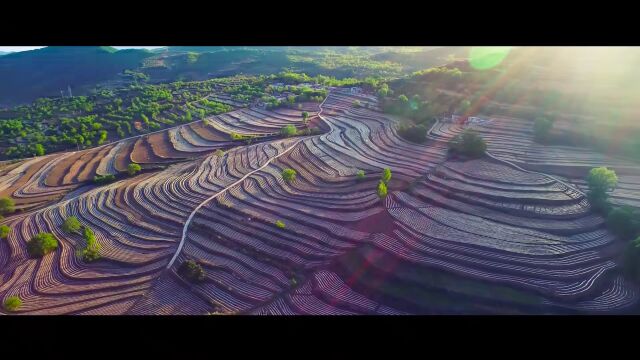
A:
0,90,637,314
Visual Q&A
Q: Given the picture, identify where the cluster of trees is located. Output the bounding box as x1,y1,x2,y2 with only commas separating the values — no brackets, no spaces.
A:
200,99,232,114
27,232,59,258
0,79,228,160
79,227,101,262
448,129,487,158
61,216,102,262
178,260,206,283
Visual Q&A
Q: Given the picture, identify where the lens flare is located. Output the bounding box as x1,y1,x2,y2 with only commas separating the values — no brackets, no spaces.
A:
469,47,512,70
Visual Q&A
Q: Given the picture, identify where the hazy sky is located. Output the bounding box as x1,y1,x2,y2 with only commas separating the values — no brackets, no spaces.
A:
0,46,164,53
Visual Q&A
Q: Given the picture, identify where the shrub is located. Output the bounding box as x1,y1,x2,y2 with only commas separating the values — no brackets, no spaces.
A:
79,226,101,262
0,197,15,216
353,100,362,108
127,163,142,176
214,149,224,157
62,216,82,234
587,167,618,194
281,124,297,137
3,296,21,312
281,168,297,182
587,167,618,214
93,174,116,185
0,225,10,239
607,206,640,241
302,111,309,123
381,168,392,184
178,260,205,283
356,170,365,181
275,220,286,229
397,122,427,144
27,232,59,258
448,129,487,158
377,180,388,199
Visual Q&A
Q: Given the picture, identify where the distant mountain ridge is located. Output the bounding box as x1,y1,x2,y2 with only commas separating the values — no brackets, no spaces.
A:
0,46,154,105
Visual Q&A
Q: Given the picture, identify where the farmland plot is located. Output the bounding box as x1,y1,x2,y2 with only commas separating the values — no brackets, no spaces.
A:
0,90,637,314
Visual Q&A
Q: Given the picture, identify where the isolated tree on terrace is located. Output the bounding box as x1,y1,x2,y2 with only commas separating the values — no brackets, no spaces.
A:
302,111,309,124
377,180,388,199
281,168,297,182
62,216,82,234
3,296,21,312
178,260,206,283
586,167,618,213
381,168,392,184
27,232,59,258
0,197,15,216
275,220,286,229
281,124,297,138
0,225,10,240
356,170,366,181
128,163,142,176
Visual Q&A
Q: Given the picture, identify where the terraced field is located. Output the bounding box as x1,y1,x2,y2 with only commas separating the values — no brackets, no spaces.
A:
0,90,637,314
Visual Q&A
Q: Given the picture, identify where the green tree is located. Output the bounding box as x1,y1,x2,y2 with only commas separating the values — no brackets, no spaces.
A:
178,260,205,283
448,129,487,158
281,168,297,182
27,232,59,258
381,168,392,184
79,226,101,262
275,220,286,229
281,124,297,137
353,100,362,108
62,216,82,234
586,167,618,213
356,169,365,181
214,149,224,157
587,167,618,194
398,94,409,104
377,180,388,199
3,296,21,312
0,225,10,239
127,163,142,176
0,197,15,216
302,111,309,123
